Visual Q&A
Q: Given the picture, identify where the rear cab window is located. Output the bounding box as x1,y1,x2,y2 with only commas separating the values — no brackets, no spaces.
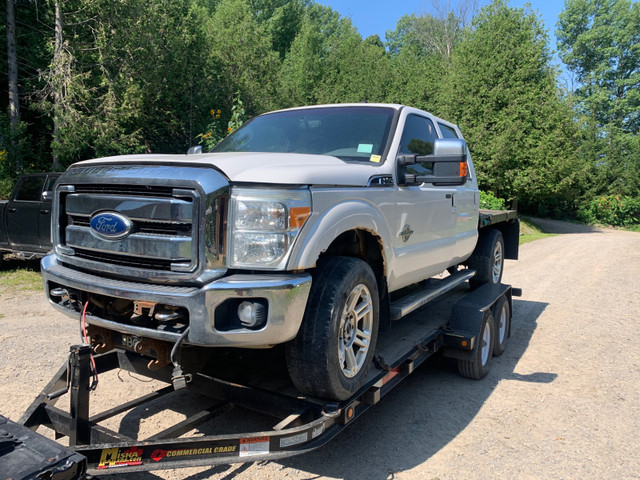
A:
438,123,459,139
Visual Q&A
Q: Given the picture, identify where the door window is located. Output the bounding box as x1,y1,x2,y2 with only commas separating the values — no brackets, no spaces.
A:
399,115,438,176
15,176,45,202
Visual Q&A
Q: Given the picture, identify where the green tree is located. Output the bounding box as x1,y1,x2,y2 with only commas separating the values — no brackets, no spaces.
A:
205,0,281,115
441,0,581,215
557,0,640,133
278,14,326,106
278,3,386,106
249,0,309,58
557,0,640,205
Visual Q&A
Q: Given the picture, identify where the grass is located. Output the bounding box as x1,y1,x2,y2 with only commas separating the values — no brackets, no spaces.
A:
519,217,557,245
0,256,44,294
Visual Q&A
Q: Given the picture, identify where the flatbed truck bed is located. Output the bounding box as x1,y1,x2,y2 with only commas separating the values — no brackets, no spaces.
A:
1,279,519,479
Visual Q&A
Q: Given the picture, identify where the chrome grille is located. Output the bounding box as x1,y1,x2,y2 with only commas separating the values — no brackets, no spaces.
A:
60,188,199,274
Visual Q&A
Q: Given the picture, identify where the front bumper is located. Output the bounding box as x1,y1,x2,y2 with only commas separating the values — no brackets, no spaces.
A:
42,255,312,347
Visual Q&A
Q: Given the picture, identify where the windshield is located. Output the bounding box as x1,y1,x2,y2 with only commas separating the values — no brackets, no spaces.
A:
212,106,395,162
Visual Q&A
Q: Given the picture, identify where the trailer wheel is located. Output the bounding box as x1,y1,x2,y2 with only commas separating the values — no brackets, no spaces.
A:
468,229,504,289
286,256,379,401
492,296,510,357
458,312,494,379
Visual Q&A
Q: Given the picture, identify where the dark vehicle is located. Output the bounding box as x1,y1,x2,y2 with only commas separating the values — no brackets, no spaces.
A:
0,173,60,264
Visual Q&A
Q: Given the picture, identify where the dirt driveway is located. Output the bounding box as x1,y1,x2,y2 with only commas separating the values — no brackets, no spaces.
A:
1,225,639,480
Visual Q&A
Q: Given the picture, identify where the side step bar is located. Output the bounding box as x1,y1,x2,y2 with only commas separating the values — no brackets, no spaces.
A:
390,269,475,321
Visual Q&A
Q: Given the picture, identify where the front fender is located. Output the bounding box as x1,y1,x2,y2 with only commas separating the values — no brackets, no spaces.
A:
287,193,393,271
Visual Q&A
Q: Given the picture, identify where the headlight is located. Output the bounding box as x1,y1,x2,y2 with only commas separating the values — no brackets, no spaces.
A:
229,188,311,269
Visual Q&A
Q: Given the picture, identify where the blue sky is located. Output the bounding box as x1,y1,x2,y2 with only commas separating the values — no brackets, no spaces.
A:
317,0,565,56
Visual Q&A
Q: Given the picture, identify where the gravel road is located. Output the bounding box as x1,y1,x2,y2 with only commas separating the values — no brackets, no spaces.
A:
1,224,639,480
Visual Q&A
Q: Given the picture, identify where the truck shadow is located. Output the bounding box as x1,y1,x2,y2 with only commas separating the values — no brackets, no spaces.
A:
100,298,549,480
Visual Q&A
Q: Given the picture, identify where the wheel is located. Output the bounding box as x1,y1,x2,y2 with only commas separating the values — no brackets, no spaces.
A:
492,295,510,357
457,311,494,379
286,256,379,401
468,229,504,289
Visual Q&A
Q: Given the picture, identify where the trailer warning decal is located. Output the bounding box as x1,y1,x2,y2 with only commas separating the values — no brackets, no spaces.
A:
97,447,143,469
150,445,237,462
239,436,270,457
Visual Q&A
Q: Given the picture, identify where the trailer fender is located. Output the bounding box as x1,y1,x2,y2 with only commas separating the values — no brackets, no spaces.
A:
442,283,512,359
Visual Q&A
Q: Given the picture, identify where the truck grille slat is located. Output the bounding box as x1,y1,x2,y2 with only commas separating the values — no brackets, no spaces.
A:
73,249,183,270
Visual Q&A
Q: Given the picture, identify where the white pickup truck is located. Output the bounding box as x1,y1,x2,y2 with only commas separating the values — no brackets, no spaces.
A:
42,103,519,401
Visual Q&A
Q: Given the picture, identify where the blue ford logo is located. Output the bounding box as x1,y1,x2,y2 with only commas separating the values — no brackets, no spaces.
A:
89,212,132,240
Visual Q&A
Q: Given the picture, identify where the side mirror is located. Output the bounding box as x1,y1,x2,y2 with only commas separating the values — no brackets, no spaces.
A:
187,145,203,155
397,139,468,186
41,191,53,202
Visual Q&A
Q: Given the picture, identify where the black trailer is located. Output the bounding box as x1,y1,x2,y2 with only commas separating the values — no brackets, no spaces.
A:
2,280,519,479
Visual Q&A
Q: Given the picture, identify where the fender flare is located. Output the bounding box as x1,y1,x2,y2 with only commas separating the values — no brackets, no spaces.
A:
286,199,393,272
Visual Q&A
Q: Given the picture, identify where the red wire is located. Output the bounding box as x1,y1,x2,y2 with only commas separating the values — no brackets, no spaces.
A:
81,299,99,389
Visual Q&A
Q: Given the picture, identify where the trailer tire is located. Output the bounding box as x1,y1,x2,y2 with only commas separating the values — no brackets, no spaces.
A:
468,229,504,289
458,311,494,379
492,295,510,357
286,256,379,401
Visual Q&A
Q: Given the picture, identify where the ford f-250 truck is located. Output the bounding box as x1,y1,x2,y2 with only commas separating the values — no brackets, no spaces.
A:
41,104,518,401
1,172,60,265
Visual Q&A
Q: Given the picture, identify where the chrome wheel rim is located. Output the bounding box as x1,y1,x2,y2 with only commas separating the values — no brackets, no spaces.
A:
481,320,492,366
338,284,373,378
491,241,503,283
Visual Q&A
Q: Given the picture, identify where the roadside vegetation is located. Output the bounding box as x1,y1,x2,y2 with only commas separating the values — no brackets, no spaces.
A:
0,257,43,295
1,0,638,229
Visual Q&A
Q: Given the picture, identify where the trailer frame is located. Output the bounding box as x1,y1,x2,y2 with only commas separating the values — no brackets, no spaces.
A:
8,282,518,478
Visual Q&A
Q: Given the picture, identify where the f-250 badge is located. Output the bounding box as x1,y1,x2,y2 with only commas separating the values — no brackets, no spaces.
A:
400,224,414,242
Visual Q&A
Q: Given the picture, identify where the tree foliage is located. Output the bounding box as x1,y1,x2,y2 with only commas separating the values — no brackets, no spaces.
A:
439,0,581,215
0,0,637,225
557,0,640,211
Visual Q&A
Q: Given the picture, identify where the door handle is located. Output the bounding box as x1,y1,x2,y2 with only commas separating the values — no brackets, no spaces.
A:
7,207,16,213
40,209,51,214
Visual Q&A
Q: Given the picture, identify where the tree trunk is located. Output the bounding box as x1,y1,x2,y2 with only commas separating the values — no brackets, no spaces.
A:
52,0,63,171
6,0,20,171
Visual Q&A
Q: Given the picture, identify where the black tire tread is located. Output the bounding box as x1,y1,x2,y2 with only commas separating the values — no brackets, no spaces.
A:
458,312,494,380
286,256,379,400
468,229,504,289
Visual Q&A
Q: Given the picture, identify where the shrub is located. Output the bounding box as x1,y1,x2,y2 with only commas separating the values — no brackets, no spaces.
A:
577,195,640,227
479,191,506,210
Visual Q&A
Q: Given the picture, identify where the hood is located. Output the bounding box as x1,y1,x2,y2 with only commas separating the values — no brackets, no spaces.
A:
73,152,386,187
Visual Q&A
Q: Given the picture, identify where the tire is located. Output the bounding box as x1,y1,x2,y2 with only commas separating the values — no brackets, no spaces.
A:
492,295,510,357
468,229,504,289
286,256,379,401
457,311,494,380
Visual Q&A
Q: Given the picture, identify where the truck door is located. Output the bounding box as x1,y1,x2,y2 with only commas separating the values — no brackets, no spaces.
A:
383,114,458,289
437,123,479,262
6,175,47,253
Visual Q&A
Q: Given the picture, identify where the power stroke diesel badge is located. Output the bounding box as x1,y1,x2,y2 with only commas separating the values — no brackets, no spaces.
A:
90,211,133,240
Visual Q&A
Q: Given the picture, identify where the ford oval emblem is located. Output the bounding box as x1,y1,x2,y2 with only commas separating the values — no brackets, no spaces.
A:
89,211,132,240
